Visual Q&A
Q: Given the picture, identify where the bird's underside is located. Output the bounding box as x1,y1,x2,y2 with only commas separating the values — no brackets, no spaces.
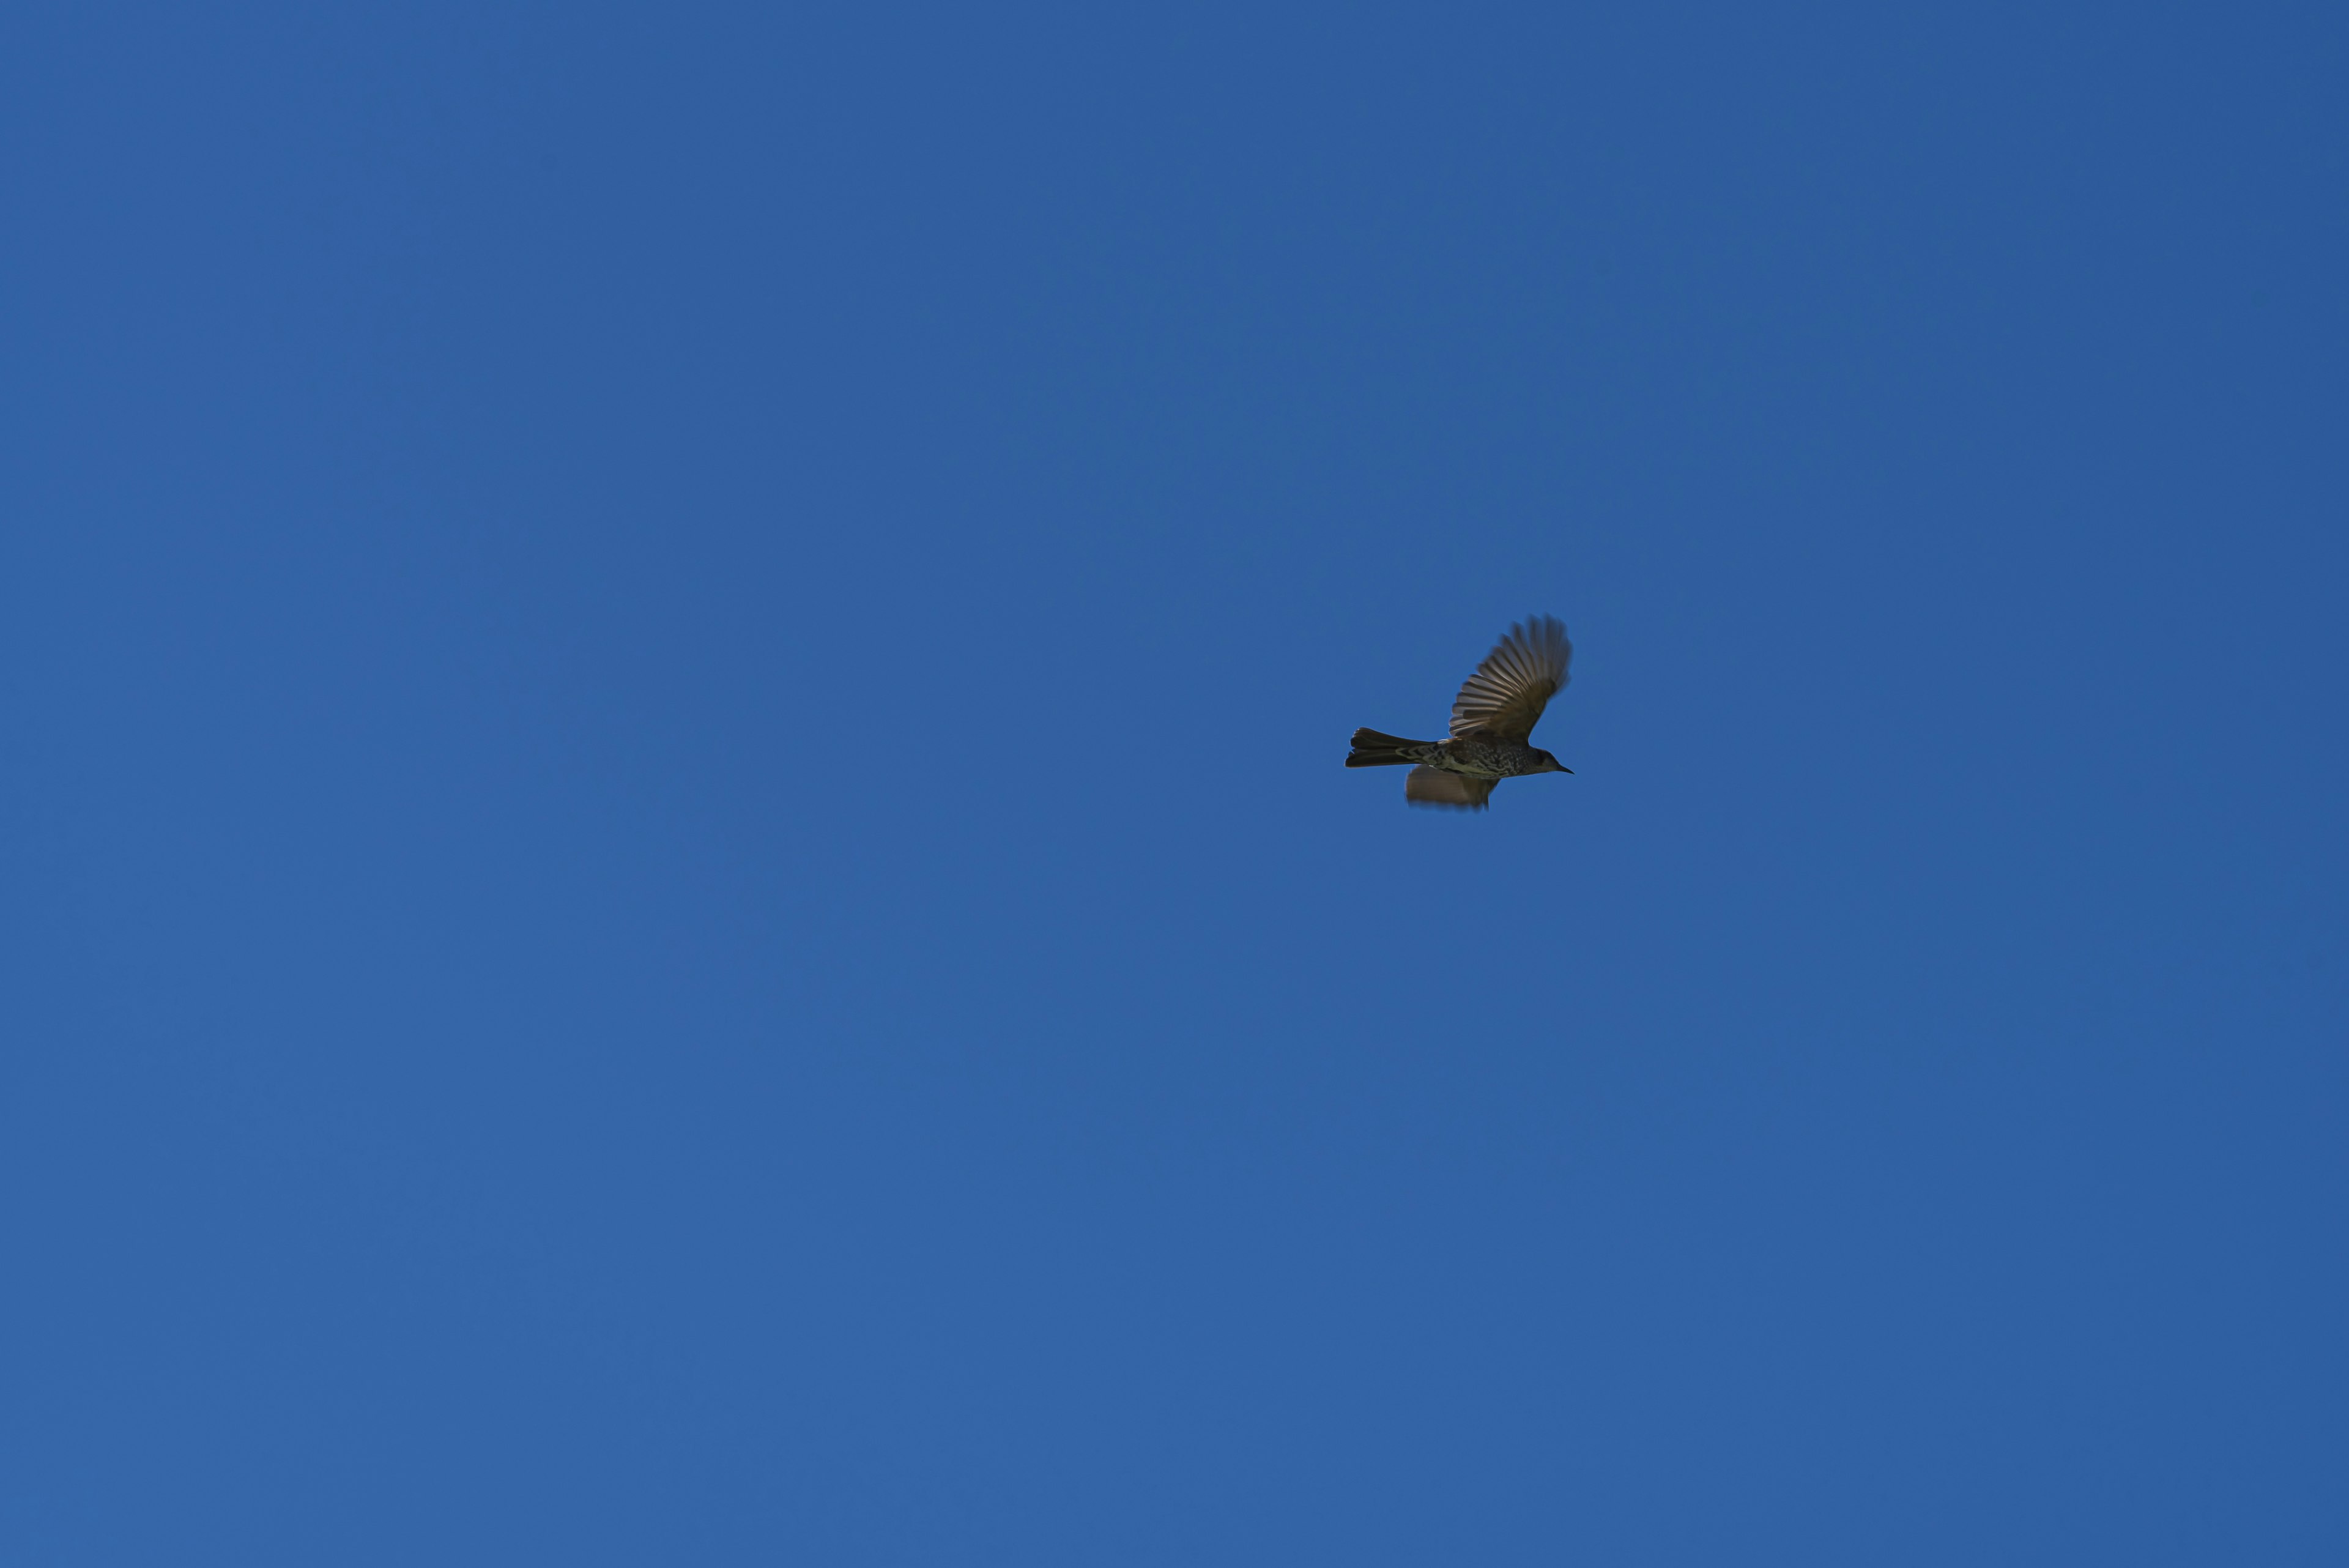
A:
1345,615,1573,812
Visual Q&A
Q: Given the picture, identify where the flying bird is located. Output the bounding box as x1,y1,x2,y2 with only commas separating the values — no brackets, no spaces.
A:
1346,615,1574,811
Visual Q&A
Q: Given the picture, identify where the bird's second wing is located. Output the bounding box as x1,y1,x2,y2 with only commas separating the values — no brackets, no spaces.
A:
1405,768,1497,811
1449,615,1572,741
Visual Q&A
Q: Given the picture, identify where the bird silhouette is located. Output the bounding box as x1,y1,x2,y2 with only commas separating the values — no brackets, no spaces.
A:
1346,615,1574,811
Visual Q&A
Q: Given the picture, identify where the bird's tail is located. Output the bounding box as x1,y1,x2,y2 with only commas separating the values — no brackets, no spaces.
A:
1346,727,1431,767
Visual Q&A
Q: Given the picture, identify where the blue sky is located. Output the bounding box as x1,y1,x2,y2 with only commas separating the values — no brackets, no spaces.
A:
5,2,2346,1562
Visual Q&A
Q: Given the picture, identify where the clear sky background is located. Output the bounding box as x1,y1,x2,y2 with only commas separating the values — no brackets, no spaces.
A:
6,3,2346,1563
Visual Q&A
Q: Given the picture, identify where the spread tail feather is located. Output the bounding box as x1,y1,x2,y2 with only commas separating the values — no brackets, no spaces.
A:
1346,727,1430,767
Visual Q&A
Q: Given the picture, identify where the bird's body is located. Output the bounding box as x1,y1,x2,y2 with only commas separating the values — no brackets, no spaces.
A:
1346,615,1574,811
1354,732,1557,780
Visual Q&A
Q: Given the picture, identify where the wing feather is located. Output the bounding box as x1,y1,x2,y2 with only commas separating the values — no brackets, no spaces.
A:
1405,768,1497,811
1449,615,1572,741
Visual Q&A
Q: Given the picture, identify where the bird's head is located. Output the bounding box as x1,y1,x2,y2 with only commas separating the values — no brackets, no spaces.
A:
1536,751,1573,775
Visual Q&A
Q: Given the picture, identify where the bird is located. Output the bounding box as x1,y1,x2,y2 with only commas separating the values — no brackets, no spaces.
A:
1346,615,1574,811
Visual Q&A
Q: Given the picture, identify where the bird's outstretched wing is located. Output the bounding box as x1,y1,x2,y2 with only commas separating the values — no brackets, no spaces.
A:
1449,615,1572,741
1405,768,1497,811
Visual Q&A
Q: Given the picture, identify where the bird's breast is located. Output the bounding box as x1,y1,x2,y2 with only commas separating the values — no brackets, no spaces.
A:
1447,737,1543,776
